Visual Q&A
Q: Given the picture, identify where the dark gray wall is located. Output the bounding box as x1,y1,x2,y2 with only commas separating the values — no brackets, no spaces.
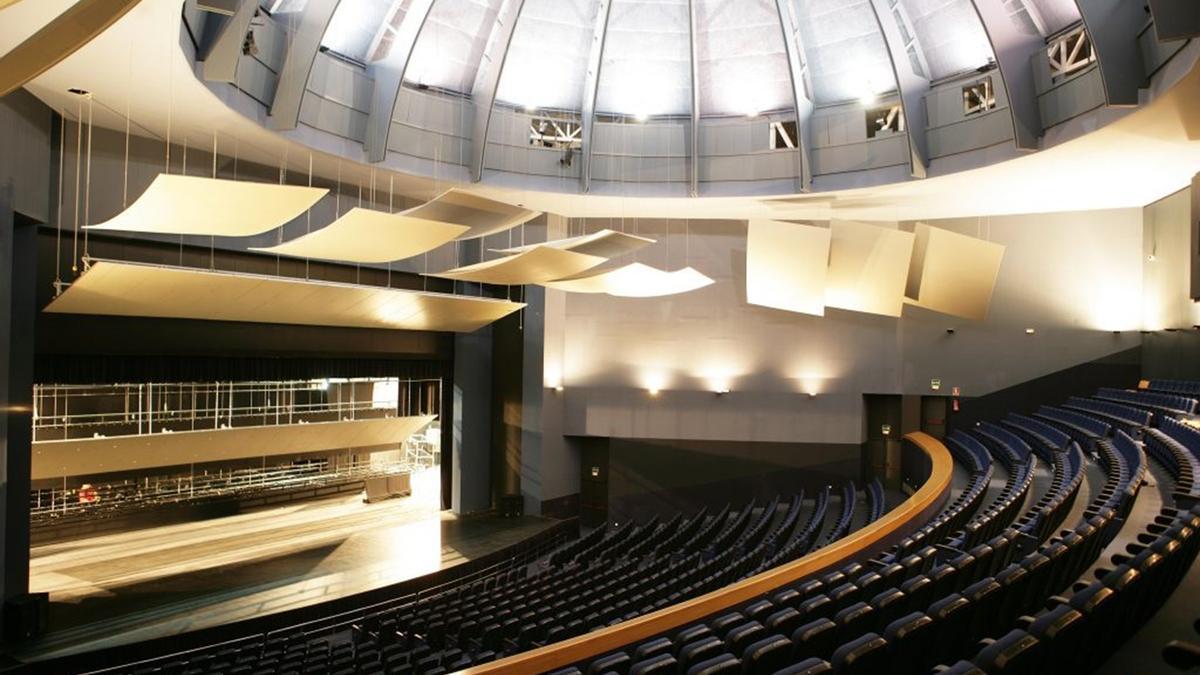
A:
0,90,52,224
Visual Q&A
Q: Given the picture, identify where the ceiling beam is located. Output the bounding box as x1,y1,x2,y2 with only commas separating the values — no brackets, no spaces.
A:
363,0,438,163
969,0,1043,151
0,0,144,98
200,0,257,83
469,0,526,183
268,0,341,131
868,0,930,179
1074,0,1147,106
1147,0,1200,40
687,0,700,197
775,0,814,191
580,0,613,193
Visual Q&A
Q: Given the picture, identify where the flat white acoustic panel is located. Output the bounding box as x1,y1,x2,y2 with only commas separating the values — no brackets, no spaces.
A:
87,174,328,237
493,229,656,259
401,189,541,240
31,416,435,479
428,247,606,285
825,220,915,317
746,219,830,317
905,223,1005,320
44,260,524,332
251,208,469,263
545,263,715,298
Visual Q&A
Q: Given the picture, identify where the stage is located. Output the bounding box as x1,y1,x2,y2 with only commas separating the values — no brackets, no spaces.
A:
22,469,556,661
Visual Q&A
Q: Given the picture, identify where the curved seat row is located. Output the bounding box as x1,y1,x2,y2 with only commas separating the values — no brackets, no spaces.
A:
549,391,1155,675
1063,396,1153,432
1001,413,1070,452
1095,386,1197,416
1146,378,1200,396
1161,417,1200,459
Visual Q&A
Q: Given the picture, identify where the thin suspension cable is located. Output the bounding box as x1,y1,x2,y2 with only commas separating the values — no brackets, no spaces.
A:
72,97,82,274
54,111,65,289
83,96,94,263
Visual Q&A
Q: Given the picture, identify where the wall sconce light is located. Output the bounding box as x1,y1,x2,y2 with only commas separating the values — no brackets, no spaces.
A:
807,391,816,398
554,385,564,393
647,387,660,397
714,387,730,396
945,328,955,335
1025,328,1036,335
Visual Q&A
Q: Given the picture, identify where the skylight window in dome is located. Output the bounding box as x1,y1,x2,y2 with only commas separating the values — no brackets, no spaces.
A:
495,0,596,112
794,0,896,104
694,0,792,116
595,0,692,117
1025,0,1083,36
901,0,994,80
404,0,504,94
320,0,395,64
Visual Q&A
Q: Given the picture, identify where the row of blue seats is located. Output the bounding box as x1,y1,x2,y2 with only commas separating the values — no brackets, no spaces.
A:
943,442,1200,674
1161,417,1200,460
866,479,885,525
1144,429,1200,501
1147,378,1200,396
1064,396,1153,430
561,401,1131,675
1036,406,1111,443
951,431,1034,550
1001,413,1070,452
1095,387,1198,416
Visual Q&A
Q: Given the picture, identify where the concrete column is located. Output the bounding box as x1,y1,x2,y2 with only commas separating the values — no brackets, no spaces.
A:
452,328,493,515
0,180,34,636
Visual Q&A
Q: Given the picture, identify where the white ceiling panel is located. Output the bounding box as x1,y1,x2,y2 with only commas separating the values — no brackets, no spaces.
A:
404,0,504,93
794,0,897,104
694,0,793,116
495,0,596,112
595,0,693,117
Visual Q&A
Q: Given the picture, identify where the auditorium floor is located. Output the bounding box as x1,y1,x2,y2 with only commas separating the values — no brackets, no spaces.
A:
21,469,556,661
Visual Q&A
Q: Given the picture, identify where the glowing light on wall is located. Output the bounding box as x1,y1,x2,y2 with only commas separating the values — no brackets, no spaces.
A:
643,371,668,396
1089,284,1143,331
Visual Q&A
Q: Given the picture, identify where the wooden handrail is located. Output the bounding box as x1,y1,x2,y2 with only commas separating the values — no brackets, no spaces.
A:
460,431,954,674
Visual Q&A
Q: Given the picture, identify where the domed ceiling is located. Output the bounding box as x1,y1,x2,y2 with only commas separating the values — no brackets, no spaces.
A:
314,0,1081,117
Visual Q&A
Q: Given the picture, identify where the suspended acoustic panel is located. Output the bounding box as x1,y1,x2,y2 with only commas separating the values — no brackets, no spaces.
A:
87,174,328,237
825,220,915,317
251,207,468,263
31,416,435,480
746,219,830,317
544,263,714,298
905,223,1005,320
493,229,656,259
44,260,524,332
402,189,540,240
427,247,606,286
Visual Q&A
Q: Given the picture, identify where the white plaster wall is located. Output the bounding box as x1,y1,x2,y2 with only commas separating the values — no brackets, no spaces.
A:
545,208,1150,445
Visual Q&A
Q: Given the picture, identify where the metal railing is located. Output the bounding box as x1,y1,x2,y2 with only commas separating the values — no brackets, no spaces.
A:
33,377,442,442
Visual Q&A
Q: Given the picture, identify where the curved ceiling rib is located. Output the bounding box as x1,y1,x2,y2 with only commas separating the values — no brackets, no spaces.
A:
969,0,1043,151
775,0,814,191
1074,0,1146,106
868,0,930,179
363,0,438,163
687,0,700,197
269,0,341,131
470,0,527,182
581,0,614,193
201,0,258,83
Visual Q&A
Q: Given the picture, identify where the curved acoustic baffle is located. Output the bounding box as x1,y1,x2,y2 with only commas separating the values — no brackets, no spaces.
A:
424,247,607,286
543,263,716,298
250,208,469,264
491,229,657,259
398,189,541,241
85,174,329,237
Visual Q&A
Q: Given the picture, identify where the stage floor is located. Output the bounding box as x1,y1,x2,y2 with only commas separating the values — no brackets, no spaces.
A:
23,469,555,661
